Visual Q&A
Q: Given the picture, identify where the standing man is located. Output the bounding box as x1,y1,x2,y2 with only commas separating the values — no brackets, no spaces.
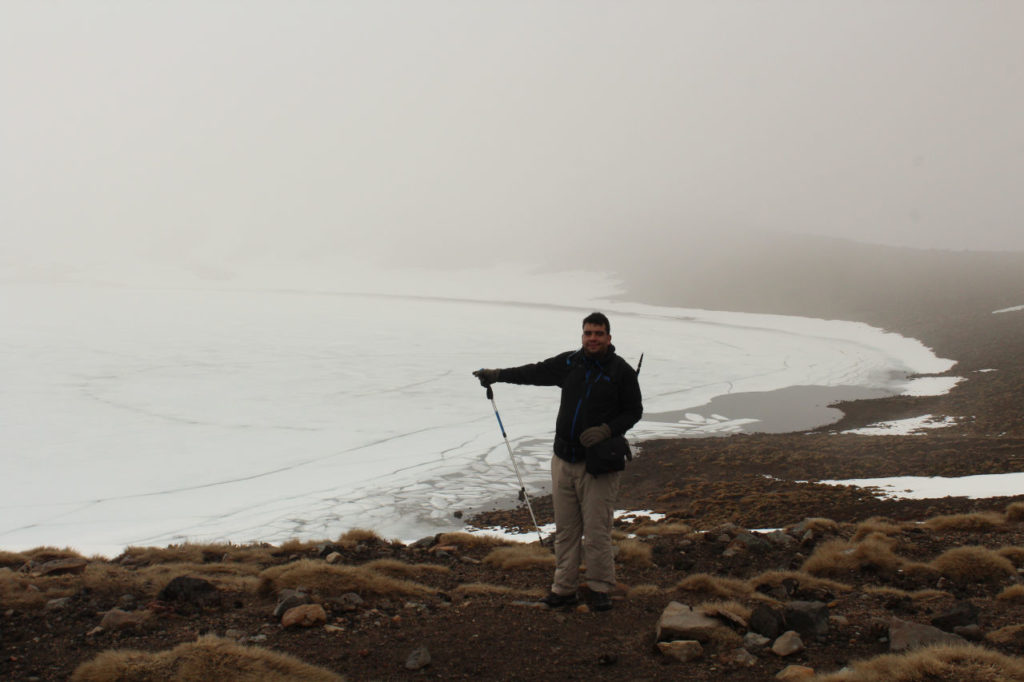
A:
473,312,643,611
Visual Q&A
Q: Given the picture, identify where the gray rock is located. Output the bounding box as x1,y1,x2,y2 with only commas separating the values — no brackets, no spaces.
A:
99,608,152,630
405,646,431,670
725,647,758,666
656,602,724,643
930,600,979,632
889,617,966,652
784,601,830,638
657,640,703,663
157,576,219,606
31,558,88,577
750,604,786,639
766,530,798,548
772,631,805,657
274,589,311,618
44,597,72,611
116,594,137,610
409,536,436,550
733,532,772,554
743,632,770,649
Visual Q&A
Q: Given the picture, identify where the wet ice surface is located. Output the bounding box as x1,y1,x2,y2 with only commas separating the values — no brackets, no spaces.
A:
0,279,957,556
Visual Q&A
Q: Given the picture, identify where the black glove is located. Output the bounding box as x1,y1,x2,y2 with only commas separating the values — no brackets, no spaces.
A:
580,424,611,448
473,368,501,387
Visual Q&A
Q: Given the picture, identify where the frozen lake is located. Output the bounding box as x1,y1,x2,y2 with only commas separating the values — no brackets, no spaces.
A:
0,278,956,556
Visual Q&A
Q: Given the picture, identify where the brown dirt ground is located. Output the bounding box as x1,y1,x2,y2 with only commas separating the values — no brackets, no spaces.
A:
3,247,1024,680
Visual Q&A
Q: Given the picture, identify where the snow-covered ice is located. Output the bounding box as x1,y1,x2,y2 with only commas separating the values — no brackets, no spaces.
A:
841,415,959,436
0,271,961,556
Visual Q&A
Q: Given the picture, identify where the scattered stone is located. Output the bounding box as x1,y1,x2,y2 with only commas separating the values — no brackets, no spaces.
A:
325,552,343,564
657,640,703,662
409,536,436,550
249,634,268,643
750,605,787,639
316,543,344,558
783,601,830,638
274,589,311,618
157,576,219,606
405,646,431,670
656,602,724,642
224,629,246,640
889,617,967,652
281,604,327,628
772,631,805,657
44,597,72,611
743,632,770,649
99,608,152,630
733,532,772,554
724,647,757,666
830,614,850,627
116,594,137,610
776,664,816,680
329,592,365,612
930,600,979,632
766,530,798,548
324,624,345,633
31,558,88,577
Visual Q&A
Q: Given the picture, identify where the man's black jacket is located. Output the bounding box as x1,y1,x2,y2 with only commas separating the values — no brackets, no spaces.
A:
498,345,643,463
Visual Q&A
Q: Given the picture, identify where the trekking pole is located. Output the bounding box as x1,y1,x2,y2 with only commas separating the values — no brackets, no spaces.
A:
485,385,545,544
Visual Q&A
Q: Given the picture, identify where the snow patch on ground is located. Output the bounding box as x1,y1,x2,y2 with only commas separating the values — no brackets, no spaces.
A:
820,472,1024,500
841,415,959,436
993,304,1024,314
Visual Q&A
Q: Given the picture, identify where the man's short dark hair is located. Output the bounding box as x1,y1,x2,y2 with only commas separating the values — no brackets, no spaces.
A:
582,312,610,333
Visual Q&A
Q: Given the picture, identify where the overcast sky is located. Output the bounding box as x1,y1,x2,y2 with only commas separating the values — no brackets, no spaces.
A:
2,1,1022,276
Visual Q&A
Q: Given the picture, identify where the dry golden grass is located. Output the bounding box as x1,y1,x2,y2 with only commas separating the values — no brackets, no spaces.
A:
633,521,694,536
0,568,72,608
987,624,1024,645
626,584,666,598
997,545,1024,566
259,560,434,598
362,559,450,578
482,545,555,570
122,542,284,566
699,599,752,622
614,539,653,566
610,529,629,540
922,512,1007,532
748,570,852,595
929,546,1017,585
436,532,511,549
802,533,906,577
70,635,343,681
0,550,28,567
1005,502,1024,522
22,546,84,562
336,529,385,548
451,583,544,599
998,585,1024,602
676,573,752,600
789,517,839,533
862,586,952,603
852,518,906,542
815,643,1024,681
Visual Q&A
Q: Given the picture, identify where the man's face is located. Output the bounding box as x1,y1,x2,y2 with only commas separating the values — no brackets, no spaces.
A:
582,322,611,356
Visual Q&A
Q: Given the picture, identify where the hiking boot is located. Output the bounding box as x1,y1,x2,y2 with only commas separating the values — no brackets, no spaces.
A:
590,591,612,612
539,591,578,608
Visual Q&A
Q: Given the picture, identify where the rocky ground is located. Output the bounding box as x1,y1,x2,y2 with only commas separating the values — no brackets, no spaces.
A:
3,243,1024,680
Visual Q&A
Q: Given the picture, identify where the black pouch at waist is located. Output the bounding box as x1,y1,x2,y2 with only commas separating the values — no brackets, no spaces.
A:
585,435,632,476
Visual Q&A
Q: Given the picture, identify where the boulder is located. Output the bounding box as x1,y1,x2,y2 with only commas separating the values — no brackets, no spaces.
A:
31,558,88,577
157,576,219,606
930,600,979,632
889,617,966,652
743,632,770,649
783,601,830,638
776,664,816,679
656,602,724,643
657,640,703,663
750,605,787,639
274,589,311,618
405,646,431,670
723,647,757,667
771,631,805,657
281,604,327,628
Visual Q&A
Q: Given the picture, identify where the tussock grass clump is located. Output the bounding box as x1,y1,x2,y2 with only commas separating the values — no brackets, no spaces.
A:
852,518,906,542
788,517,839,534
802,534,905,577
922,512,1006,532
614,539,653,566
259,560,433,598
997,585,1024,602
986,624,1024,645
626,584,666,598
814,643,1024,681
336,529,385,548
436,532,510,549
676,573,752,600
121,543,279,566
930,546,1016,585
22,546,84,562
482,545,555,570
748,570,852,595
70,635,343,681
0,550,28,567
633,522,694,537
0,568,72,608
700,599,752,622
362,559,450,578
1005,502,1024,522
862,586,952,602
452,583,543,599
997,546,1024,566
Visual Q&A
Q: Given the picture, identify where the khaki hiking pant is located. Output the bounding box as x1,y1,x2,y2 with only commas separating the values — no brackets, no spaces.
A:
550,454,621,596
